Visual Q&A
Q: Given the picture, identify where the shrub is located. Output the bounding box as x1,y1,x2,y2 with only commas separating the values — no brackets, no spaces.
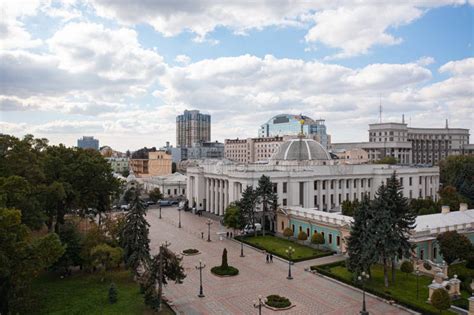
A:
400,261,414,275
91,244,123,271
297,231,308,241
283,228,293,239
423,261,432,270
108,282,118,304
431,288,450,313
221,248,228,268
466,252,474,269
266,295,291,308
210,266,239,276
311,233,325,248
183,248,199,254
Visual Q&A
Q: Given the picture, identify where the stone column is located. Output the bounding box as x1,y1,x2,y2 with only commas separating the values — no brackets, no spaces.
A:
224,180,229,212
219,179,224,216
468,295,474,315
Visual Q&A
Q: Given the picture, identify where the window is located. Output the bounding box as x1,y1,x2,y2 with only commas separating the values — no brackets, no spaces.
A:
322,181,326,190
292,224,295,232
409,177,412,186
433,247,437,259
338,180,342,189
314,195,318,206
329,234,333,244
174,189,177,195
307,228,310,237
283,198,287,206
167,189,171,195
322,195,326,205
346,180,349,189
368,179,371,188
420,249,424,260
354,180,357,188
336,236,340,246
283,182,287,193
314,181,317,190
419,177,422,185
281,221,284,230
299,226,302,232
361,179,364,188
321,232,325,240
272,183,278,193
330,181,334,189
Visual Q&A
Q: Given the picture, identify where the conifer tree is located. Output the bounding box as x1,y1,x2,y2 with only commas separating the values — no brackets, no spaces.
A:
256,175,278,236
121,187,150,275
240,186,257,235
108,282,118,304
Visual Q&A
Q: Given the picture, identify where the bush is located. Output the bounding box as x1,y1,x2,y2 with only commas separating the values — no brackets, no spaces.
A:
311,233,325,248
266,295,291,308
423,261,432,270
221,248,228,268
431,288,450,313
297,231,308,241
210,266,239,276
91,244,123,271
400,261,414,274
182,248,199,254
466,252,474,269
108,282,118,304
283,228,293,239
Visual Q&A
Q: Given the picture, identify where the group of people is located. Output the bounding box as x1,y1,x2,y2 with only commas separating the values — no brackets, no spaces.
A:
226,231,234,238
264,251,273,263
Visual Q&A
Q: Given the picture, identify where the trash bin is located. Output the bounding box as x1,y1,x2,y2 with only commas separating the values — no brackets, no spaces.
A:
192,207,196,214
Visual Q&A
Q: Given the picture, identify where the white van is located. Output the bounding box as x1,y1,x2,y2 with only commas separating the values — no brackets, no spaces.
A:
243,223,262,234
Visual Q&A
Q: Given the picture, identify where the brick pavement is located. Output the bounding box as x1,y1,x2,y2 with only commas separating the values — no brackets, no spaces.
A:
146,206,413,315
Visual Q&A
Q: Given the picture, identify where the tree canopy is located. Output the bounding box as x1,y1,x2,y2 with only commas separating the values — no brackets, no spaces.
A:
437,231,473,265
439,155,474,206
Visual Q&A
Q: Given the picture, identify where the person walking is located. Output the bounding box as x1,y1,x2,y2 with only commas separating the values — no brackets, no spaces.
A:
230,232,233,238
269,253,273,263
201,232,204,239
266,253,269,263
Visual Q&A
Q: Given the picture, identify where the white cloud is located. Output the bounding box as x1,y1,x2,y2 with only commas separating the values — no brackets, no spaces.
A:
439,57,474,76
416,56,436,66
174,54,191,65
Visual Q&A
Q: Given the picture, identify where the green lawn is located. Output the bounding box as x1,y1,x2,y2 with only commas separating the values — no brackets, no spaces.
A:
31,269,174,315
238,235,332,262
314,262,458,315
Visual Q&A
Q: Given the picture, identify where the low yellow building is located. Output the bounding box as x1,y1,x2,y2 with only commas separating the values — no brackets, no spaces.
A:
130,151,172,177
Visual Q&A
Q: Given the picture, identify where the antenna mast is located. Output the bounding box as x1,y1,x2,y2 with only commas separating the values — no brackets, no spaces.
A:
379,95,382,123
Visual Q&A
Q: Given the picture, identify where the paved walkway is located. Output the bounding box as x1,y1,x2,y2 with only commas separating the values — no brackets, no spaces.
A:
146,207,412,315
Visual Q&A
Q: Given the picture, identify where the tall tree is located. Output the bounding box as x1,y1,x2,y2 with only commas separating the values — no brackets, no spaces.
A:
439,155,474,206
223,202,243,232
385,172,416,284
121,187,151,275
437,231,473,265
239,186,257,235
255,175,278,236
148,188,163,204
347,195,376,275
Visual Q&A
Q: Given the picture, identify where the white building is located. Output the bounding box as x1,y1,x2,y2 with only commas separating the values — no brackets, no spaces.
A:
139,172,187,198
187,138,439,215
106,157,129,174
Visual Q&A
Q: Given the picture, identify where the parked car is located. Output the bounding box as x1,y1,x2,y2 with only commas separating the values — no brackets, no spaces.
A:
158,200,173,206
243,223,262,234
146,200,156,206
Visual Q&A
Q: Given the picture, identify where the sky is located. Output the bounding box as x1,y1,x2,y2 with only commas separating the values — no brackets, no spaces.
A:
1,0,473,152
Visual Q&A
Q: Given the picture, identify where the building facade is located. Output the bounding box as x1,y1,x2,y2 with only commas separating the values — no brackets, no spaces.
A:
140,172,187,198
259,114,331,148
224,136,284,163
176,110,211,148
77,136,99,150
187,141,224,160
106,157,129,174
130,151,172,177
331,120,470,165
188,138,440,215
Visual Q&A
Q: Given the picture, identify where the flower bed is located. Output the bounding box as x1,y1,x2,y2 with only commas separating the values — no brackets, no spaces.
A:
182,248,200,255
210,266,239,277
265,295,292,309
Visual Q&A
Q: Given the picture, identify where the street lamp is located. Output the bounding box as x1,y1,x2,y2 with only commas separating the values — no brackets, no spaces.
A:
358,271,370,315
253,295,267,315
206,219,212,242
285,246,295,280
240,240,245,257
195,260,206,298
415,267,420,300
159,201,162,219
178,207,182,228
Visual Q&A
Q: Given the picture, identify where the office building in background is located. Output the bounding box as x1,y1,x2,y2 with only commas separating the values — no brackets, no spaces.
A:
77,136,99,150
176,110,211,148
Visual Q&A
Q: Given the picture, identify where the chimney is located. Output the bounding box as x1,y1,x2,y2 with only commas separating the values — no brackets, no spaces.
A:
441,206,450,214
459,203,468,212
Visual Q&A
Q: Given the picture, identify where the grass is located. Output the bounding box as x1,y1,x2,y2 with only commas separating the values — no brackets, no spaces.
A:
448,262,474,278
31,269,174,315
312,262,458,315
237,235,332,262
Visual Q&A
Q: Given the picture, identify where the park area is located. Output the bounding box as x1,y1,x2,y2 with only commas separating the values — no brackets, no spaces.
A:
312,261,463,315
236,235,333,262
31,270,174,315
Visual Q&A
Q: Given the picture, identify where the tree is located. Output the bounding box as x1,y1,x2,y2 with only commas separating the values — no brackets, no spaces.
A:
54,219,83,274
108,282,118,304
431,288,450,314
223,203,243,232
439,155,474,206
121,187,151,275
347,195,376,275
311,232,325,249
80,224,107,271
374,156,398,164
0,208,65,314
297,231,308,241
438,186,469,212
240,186,257,235
148,188,163,204
221,248,229,268
410,198,438,215
400,261,414,277
283,227,293,239
341,199,360,217
91,244,123,271
255,175,277,236
437,231,473,264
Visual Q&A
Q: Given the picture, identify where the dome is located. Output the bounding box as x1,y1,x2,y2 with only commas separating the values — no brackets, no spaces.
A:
271,138,331,161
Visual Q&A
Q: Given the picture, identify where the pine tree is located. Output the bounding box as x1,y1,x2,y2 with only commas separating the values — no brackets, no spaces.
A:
240,186,257,235
121,187,151,276
386,172,416,284
256,175,277,236
221,248,228,268
108,282,118,304
347,195,376,275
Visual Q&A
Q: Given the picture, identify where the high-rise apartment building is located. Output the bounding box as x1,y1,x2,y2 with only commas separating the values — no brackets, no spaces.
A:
259,114,331,148
176,110,211,148
77,136,99,150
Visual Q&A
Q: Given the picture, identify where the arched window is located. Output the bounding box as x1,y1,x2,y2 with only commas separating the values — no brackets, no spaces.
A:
281,221,284,230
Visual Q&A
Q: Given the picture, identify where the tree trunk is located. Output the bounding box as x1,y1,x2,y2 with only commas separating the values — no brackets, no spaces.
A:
261,212,265,236
383,257,389,288
158,245,163,311
391,257,396,285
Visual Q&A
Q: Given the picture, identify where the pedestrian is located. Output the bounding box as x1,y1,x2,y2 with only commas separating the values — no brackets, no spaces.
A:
226,231,229,238
266,253,269,263
230,232,233,238
201,232,204,239
269,253,273,263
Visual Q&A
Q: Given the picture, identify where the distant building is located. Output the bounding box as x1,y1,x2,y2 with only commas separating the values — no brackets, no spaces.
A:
176,110,211,148
160,141,186,163
331,119,470,165
77,136,99,150
259,114,331,148
140,172,187,198
106,157,129,174
225,136,284,163
187,141,224,159
129,151,172,177
332,148,369,165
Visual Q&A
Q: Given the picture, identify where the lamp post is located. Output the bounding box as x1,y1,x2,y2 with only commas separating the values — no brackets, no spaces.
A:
159,204,162,219
206,219,212,242
253,295,267,315
285,246,295,280
358,271,370,315
195,260,206,298
240,240,245,257
178,207,182,228
415,267,420,300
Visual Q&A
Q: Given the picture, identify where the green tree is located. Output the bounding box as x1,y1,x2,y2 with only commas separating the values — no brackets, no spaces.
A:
431,288,451,314
148,188,163,204
240,186,257,235
297,231,308,241
311,232,325,249
439,155,474,206
437,231,473,264
54,219,83,274
438,186,469,211
400,261,414,277
255,175,278,236
410,198,439,215
223,203,243,232
80,224,107,271
0,208,64,314
374,156,398,164
121,188,151,275
283,227,293,239
91,244,123,279
347,195,376,275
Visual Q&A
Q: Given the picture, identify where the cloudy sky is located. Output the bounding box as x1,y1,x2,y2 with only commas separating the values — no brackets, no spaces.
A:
1,0,473,151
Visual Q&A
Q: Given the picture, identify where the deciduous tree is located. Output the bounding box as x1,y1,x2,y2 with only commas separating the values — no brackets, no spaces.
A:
437,231,473,265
